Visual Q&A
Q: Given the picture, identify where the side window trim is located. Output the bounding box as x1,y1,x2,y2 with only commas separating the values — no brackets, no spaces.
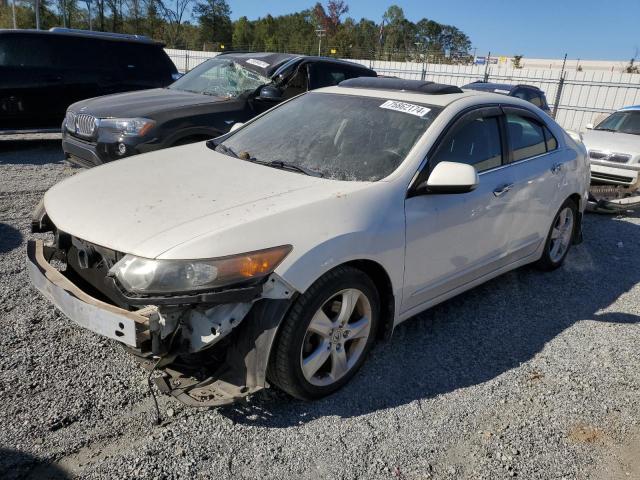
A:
501,105,557,163
408,104,504,196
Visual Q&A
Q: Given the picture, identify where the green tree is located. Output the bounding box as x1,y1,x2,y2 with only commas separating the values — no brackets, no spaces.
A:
193,0,231,48
232,15,253,48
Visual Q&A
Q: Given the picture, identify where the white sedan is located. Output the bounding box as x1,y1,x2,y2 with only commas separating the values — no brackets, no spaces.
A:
28,77,589,406
582,105,640,186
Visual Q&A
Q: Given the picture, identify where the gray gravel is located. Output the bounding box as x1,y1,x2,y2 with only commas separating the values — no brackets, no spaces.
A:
1,139,639,480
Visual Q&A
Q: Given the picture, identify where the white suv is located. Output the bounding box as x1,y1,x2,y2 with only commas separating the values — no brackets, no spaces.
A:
28,78,589,406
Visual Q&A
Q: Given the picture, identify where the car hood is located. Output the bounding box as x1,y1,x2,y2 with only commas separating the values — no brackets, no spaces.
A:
581,129,640,158
44,142,372,259
68,88,226,118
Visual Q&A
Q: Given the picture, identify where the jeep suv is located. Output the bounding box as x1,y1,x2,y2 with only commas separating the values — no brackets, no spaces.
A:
0,28,178,133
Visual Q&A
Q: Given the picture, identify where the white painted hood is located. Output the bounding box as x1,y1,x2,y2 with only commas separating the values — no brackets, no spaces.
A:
581,129,640,160
44,142,372,259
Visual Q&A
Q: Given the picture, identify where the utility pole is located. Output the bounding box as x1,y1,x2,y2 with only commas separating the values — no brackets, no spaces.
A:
35,0,41,29
12,0,17,29
315,27,326,57
87,0,93,30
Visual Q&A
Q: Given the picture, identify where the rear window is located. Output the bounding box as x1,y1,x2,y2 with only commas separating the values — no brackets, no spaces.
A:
109,43,174,73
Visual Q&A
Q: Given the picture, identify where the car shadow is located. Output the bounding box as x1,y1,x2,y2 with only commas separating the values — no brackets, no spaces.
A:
218,214,640,427
0,140,64,165
0,449,71,480
0,224,23,254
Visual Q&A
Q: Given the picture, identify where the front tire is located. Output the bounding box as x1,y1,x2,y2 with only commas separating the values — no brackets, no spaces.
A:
267,266,379,400
536,199,577,270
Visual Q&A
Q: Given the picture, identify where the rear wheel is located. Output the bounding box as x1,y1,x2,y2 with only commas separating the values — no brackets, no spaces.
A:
536,199,577,270
267,266,379,400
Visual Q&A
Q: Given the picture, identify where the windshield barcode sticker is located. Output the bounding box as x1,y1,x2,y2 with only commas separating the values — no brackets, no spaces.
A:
379,100,430,117
246,58,270,68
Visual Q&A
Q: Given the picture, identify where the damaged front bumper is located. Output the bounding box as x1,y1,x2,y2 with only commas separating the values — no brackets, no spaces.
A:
26,239,294,407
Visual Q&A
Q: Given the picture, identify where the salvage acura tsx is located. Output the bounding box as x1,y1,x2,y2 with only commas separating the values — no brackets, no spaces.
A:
28,78,589,406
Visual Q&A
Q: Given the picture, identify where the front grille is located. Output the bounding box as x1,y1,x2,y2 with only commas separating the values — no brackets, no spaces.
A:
589,150,631,163
591,171,634,183
75,114,98,137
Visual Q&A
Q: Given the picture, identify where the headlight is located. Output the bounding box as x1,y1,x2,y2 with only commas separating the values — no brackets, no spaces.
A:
109,245,292,294
98,117,155,137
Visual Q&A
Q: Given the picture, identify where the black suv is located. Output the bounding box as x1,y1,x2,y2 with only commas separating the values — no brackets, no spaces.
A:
0,28,178,133
462,81,551,114
62,52,376,167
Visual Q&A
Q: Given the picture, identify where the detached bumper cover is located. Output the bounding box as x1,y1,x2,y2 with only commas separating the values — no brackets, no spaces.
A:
27,240,149,347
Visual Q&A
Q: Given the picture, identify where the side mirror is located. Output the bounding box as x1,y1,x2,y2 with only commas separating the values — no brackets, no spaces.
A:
585,123,594,130
230,122,244,133
416,161,479,194
257,85,282,102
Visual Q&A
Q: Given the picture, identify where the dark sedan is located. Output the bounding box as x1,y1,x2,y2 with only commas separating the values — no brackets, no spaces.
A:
62,52,376,167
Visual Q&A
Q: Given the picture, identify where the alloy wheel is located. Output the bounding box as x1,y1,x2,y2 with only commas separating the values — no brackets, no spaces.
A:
549,206,574,263
300,288,372,387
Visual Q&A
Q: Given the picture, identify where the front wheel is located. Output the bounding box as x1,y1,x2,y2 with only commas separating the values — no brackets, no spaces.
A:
535,199,577,270
267,266,379,400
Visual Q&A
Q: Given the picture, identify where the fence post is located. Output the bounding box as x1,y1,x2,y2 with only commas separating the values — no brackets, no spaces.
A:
185,50,189,73
552,53,568,119
552,74,565,119
483,51,491,82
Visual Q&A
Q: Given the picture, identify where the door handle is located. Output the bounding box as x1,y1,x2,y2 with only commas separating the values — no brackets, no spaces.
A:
493,183,514,197
551,163,563,174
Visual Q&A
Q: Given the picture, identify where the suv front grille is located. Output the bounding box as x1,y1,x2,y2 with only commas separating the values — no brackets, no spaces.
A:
75,114,98,137
66,112,98,138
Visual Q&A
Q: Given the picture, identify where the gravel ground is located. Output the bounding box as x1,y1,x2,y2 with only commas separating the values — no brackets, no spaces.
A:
1,139,639,480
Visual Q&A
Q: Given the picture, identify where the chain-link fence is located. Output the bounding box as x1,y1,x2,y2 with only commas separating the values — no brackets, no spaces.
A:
165,47,640,132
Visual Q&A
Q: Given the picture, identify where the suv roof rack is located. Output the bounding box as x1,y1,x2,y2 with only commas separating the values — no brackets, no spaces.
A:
339,77,463,95
48,27,156,43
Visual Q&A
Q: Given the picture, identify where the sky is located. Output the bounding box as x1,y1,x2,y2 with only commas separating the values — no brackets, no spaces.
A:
227,0,640,61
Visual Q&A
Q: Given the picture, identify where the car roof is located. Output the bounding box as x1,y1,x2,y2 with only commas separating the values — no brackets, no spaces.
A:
0,28,163,46
619,105,640,112
317,84,489,107
462,81,543,94
218,52,374,78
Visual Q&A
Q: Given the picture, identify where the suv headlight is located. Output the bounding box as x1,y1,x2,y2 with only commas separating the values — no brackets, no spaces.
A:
109,245,292,294
98,117,155,137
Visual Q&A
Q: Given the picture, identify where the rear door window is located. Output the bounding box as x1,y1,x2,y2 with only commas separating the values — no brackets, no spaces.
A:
0,35,54,68
506,114,547,161
431,114,503,173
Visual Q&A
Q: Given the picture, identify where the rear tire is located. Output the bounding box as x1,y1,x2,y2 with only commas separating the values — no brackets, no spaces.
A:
267,266,379,401
535,199,577,271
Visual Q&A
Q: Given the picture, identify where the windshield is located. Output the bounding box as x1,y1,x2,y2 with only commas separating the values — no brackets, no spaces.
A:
595,110,640,135
169,57,271,98
215,92,441,181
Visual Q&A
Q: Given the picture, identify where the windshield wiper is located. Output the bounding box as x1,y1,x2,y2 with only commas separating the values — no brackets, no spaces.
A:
265,160,324,178
212,143,239,158
595,128,617,132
